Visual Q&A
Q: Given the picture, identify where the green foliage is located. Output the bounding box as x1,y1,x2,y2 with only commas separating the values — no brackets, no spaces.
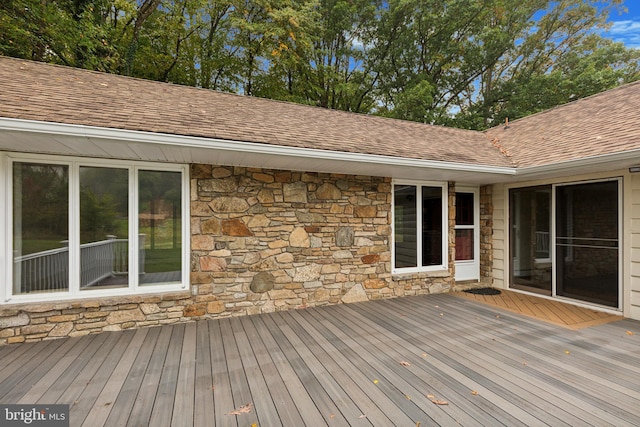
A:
2,0,638,128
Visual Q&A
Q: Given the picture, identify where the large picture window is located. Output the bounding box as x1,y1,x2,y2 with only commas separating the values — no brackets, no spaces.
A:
5,155,188,302
393,182,448,272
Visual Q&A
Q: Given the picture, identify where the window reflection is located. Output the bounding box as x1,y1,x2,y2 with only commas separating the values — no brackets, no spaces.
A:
139,170,182,285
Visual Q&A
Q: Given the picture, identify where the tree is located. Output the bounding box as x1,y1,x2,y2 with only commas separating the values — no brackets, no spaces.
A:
1,0,638,128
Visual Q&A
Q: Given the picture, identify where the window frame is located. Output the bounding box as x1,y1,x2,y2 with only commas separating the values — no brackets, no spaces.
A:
2,152,190,304
392,180,449,274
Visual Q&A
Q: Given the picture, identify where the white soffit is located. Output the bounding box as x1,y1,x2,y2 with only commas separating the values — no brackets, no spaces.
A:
0,118,518,184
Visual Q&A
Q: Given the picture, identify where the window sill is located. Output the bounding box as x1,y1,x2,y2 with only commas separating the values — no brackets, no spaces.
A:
392,268,451,280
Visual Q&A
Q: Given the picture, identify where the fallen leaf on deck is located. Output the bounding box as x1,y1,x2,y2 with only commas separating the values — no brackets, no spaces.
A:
373,379,379,384
359,414,367,419
251,423,258,427
330,414,335,419
421,353,428,357
495,315,500,319
471,390,478,395
626,330,634,336
427,394,449,405
405,394,411,400
225,403,253,415
400,360,411,367
564,350,571,355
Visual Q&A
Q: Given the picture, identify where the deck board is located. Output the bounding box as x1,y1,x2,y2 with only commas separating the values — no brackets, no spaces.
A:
126,324,173,427
239,316,306,427
193,321,215,427
171,322,197,427
148,323,184,426
2,293,640,426
104,327,161,427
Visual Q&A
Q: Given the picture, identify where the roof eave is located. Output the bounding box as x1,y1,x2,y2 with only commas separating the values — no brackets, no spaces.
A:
0,118,517,184
514,149,640,181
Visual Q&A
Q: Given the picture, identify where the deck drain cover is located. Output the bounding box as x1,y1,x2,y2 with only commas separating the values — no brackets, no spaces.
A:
463,287,502,296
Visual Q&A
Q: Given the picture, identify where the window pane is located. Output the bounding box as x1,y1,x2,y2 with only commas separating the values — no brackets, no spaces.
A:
456,193,474,225
422,186,442,266
394,185,417,268
80,167,129,290
455,229,474,260
139,170,182,285
13,163,69,294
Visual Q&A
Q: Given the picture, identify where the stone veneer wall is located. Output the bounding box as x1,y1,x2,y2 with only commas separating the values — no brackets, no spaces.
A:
479,185,494,283
0,165,456,344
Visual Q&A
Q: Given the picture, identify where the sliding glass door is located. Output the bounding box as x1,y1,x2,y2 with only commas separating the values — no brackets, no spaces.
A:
510,179,620,309
555,180,620,308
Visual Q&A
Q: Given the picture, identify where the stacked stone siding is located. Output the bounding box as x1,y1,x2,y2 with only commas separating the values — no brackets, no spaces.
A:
479,185,494,283
0,165,458,344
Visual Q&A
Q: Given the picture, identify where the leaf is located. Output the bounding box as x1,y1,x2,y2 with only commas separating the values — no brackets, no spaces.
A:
400,361,411,367
373,379,379,384
564,350,571,355
359,414,367,419
225,403,253,415
626,330,634,336
427,394,449,405
471,390,478,395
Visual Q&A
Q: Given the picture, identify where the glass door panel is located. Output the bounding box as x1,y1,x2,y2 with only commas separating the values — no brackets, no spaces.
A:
555,181,619,308
509,186,552,294
455,190,479,281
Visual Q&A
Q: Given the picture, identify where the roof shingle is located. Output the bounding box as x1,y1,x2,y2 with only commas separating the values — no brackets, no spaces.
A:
0,57,512,167
484,81,640,168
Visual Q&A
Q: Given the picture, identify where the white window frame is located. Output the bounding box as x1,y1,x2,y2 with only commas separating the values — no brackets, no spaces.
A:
2,152,190,304
392,180,449,274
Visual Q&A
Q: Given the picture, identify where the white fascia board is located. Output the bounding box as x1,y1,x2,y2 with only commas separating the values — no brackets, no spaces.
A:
514,149,640,178
0,118,517,176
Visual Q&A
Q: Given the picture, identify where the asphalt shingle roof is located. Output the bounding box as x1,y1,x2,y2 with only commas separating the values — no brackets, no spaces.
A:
0,57,512,167
484,80,640,168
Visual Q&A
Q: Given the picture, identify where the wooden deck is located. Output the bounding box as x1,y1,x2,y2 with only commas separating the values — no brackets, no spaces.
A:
454,288,623,329
1,293,640,426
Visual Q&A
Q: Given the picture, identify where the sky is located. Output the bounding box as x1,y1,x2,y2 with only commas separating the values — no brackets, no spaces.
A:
604,1,640,48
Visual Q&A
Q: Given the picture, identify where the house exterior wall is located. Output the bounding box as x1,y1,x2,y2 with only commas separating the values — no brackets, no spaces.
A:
629,171,640,319
0,164,458,344
491,183,507,289
492,170,638,320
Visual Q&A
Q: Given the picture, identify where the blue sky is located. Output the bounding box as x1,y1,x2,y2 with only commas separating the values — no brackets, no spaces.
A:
604,1,640,48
